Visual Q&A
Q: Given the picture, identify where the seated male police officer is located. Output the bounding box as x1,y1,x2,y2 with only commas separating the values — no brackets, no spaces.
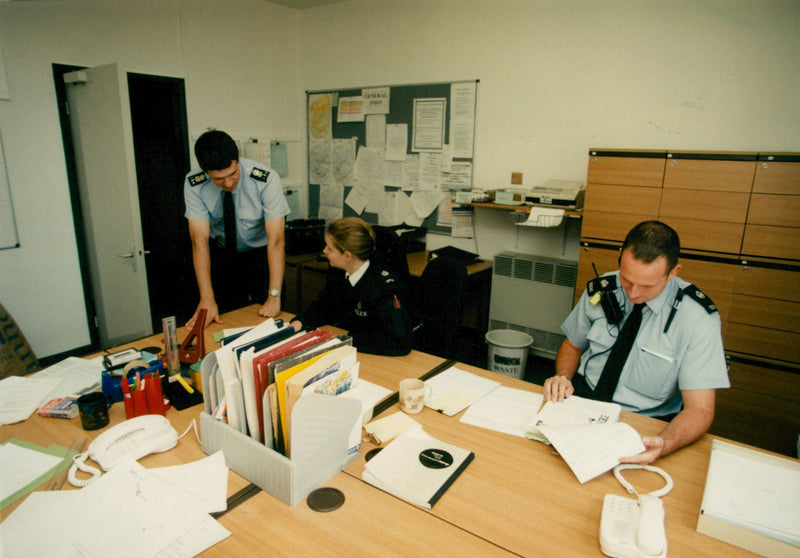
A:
542,220,729,465
183,130,289,329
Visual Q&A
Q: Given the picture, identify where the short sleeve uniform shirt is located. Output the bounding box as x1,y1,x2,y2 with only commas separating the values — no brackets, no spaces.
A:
184,158,289,251
561,272,729,417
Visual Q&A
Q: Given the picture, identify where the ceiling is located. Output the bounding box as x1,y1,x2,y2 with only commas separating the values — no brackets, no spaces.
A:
265,0,350,9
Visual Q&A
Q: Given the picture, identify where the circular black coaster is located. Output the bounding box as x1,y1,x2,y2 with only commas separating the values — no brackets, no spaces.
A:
307,487,345,513
364,447,383,462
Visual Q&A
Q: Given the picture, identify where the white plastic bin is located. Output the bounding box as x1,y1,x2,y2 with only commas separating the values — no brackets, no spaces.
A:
485,329,533,379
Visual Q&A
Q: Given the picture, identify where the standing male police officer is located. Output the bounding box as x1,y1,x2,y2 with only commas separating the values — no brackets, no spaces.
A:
183,130,289,329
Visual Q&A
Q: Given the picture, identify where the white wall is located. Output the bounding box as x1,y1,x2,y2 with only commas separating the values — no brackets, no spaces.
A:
1,0,798,359
0,0,301,359
298,0,800,255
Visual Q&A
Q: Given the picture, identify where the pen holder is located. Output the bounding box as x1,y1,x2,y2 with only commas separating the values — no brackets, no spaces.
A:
121,360,170,419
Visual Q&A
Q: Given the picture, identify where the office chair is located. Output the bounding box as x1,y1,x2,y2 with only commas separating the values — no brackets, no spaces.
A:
0,303,40,379
372,226,412,284
412,256,468,361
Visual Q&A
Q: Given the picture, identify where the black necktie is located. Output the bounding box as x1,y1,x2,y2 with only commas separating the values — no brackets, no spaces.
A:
223,191,236,254
593,303,645,402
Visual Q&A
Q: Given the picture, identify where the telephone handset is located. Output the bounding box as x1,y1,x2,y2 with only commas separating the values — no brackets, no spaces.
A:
599,464,673,558
68,414,179,487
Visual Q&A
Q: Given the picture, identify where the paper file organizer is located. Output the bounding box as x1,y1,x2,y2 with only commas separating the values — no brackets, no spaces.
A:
200,356,362,506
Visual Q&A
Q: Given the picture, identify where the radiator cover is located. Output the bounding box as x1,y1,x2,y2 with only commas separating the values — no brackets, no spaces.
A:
489,252,577,358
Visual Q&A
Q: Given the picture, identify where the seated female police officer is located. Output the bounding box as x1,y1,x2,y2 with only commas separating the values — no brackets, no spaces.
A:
290,217,413,356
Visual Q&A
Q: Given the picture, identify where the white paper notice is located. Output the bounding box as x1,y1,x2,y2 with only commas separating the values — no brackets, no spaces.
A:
345,186,369,214
411,190,446,220
403,154,420,191
338,96,365,122
419,152,442,190
450,82,476,158
366,114,386,149
412,98,446,151
309,139,332,184
385,123,408,161
441,161,473,191
363,87,390,114
332,138,356,186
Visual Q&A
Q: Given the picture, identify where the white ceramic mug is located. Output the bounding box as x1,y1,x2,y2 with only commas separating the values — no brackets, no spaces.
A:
399,378,432,414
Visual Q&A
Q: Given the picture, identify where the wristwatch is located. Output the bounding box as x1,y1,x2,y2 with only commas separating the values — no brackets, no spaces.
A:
268,289,281,297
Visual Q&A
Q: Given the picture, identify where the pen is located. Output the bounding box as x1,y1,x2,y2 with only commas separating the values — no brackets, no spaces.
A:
640,346,675,363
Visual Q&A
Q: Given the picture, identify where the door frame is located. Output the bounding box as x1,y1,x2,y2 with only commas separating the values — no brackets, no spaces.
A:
52,63,99,351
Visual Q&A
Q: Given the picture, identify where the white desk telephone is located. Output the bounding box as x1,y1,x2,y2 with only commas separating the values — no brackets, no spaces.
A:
599,464,673,558
68,414,179,487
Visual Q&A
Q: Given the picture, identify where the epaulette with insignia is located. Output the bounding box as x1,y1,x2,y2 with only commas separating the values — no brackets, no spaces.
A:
682,285,717,314
250,167,270,182
188,171,207,187
586,274,617,296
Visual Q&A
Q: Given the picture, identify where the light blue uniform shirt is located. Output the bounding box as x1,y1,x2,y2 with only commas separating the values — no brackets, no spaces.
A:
183,158,290,252
561,272,729,417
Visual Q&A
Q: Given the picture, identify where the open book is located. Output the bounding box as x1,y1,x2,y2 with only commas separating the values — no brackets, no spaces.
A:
525,395,621,444
362,425,474,509
538,422,645,484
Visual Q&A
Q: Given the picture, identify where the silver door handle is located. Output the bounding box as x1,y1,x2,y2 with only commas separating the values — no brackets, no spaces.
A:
117,252,134,259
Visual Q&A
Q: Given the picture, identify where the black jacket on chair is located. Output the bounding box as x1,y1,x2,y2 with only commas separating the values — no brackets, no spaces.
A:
412,256,468,360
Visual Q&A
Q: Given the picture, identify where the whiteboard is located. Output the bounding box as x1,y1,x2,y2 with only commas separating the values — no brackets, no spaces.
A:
0,127,20,249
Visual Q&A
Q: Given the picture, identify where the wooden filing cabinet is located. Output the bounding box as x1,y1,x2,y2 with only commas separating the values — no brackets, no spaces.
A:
742,153,800,260
580,149,799,366
659,152,756,255
582,150,665,242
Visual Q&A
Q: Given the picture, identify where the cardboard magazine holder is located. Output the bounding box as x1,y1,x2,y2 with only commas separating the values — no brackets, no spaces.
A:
200,351,361,506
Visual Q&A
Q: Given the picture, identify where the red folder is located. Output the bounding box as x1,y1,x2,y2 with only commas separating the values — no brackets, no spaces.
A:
250,329,333,443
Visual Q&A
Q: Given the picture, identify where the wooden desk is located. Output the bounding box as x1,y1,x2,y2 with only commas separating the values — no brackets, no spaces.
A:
1,306,759,556
346,362,758,557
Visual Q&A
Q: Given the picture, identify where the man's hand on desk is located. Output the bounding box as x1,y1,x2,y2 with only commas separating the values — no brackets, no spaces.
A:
186,300,221,330
619,435,665,465
542,375,574,402
259,297,281,318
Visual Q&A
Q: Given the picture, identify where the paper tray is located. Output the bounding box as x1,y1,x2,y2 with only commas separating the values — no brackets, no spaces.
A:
200,393,361,506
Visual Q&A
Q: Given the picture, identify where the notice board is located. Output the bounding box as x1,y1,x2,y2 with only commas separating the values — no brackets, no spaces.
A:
306,80,478,232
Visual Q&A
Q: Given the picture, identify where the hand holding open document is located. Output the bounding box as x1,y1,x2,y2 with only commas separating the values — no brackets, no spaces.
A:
537,422,645,484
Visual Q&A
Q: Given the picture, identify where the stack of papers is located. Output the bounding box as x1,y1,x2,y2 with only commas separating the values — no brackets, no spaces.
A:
459,386,543,438
0,376,64,425
0,439,78,510
698,439,800,555
363,425,474,509
0,452,230,558
424,366,500,416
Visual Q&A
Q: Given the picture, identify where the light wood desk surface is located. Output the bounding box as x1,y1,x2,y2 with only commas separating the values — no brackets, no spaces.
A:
1,306,758,556
346,362,758,557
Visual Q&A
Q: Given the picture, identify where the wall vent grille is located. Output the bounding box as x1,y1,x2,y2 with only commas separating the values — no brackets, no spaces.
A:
490,252,577,359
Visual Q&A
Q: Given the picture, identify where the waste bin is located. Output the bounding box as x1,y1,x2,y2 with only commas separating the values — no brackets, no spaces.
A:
485,329,533,379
